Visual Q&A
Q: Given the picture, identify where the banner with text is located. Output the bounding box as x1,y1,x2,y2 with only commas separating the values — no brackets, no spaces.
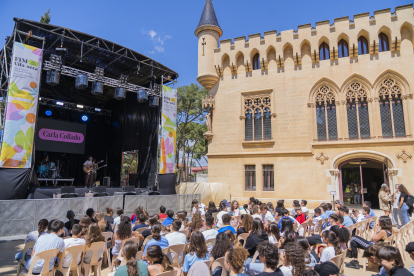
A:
159,86,177,174
0,42,43,168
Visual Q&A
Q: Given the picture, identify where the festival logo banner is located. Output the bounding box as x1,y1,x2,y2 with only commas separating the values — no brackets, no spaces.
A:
0,42,43,168
159,86,177,174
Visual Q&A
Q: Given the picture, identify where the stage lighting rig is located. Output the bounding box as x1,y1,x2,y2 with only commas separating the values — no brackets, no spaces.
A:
82,115,89,122
114,74,128,100
45,54,62,86
137,89,148,103
149,96,159,107
75,74,88,90
91,67,104,95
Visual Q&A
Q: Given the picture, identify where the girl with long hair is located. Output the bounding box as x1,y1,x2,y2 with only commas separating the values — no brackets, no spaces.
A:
112,216,143,257
65,210,78,233
278,231,296,251
268,222,281,244
320,231,341,262
205,201,218,217
330,225,350,251
189,211,204,234
146,245,174,276
83,223,105,265
280,217,294,237
15,219,49,262
95,211,112,232
183,231,209,275
295,236,318,268
245,218,269,258
236,214,252,235
216,201,228,228
114,241,149,276
176,211,189,230
267,202,275,212
224,230,242,248
79,215,92,237
240,204,251,215
131,206,148,223
397,184,412,226
281,242,306,276
229,200,240,226
143,223,169,257
209,233,232,276
105,207,114,224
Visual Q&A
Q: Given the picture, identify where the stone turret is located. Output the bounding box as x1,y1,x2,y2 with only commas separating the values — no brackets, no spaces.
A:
195,0,222,91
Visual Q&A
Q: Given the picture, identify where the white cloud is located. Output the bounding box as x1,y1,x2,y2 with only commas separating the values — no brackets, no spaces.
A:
142,29,171,54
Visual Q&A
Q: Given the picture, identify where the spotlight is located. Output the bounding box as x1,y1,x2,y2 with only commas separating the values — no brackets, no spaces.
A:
95,108,101,112
114,87,126,100
137,89,148,103
82,115,88,122
39,97,42,100
45,110,52,116
92,67,104,95
56,101,64,106
75,74,88,89
149,96,159,107
46,54,62,86
77,104,84,109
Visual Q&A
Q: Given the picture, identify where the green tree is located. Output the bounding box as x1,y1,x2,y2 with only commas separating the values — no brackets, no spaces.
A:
40,9,51,24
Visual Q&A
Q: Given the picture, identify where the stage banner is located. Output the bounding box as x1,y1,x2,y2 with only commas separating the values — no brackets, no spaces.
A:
159,85,177,174
0,42,43,168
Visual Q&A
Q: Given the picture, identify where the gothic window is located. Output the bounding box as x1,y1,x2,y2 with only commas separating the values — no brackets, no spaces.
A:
245,165,256,191
338,39,349,58
379,33,390,52
253,53,261,70
378,78,406,137
315,85,337,140
345,82,370,139
358,36,369,55
244,94,272,140
319,42,330,60
263,165,274,191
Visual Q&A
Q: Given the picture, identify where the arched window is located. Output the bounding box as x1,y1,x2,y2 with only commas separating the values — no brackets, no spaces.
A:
315,85,338,140
252,53,261,70
319,42,330,60
338,39,349,58
345,82,370,139
379,33,390,52
379,78,406,137
358,36,369,55
244,95,272,140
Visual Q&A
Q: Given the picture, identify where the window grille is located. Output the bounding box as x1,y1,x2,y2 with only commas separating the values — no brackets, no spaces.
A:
263,165,274,191
243,94,272,140
245,165,256,191
392,99,405,137
379,78,405,137
345,81,370,139
380,99,393,137
359,100,370,138
263,108,272,139
347,102,358,139
315,85,337,140
245,110,253,140
254,109,262,140
326,103,338,140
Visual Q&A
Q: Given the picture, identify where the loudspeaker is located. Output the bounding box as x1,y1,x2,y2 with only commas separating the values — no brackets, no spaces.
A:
157,173,176,195
129,174,138,187
122,186,136,193
102,177,111,187
61,187,76,194
93,186,107,193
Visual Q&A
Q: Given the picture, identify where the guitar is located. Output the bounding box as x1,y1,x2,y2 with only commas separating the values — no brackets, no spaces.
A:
83,160,104,173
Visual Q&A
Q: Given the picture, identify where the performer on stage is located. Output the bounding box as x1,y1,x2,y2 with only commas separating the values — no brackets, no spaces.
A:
42,155,50,164
83,156,94,188
92,158,98,185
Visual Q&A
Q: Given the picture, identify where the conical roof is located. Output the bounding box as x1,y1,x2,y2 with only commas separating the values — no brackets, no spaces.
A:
196,0,222,36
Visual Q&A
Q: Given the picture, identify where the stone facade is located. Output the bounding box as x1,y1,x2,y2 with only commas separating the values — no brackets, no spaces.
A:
196,2,414,207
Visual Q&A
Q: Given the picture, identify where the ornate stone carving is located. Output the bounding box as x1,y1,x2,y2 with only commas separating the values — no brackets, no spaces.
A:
315,85,335,105
367,98,373,103
397,149,412,163
243,93,272,116
328,169,340,177
345,81,368,103
316,152,329,165
202,96,215,139
202,96,215,110
388,169,399,176
379,78,402,100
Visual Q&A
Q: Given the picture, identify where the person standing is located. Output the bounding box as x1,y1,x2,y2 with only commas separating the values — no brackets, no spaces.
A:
354,183,361,205
378,184,394,217
392,184,404,227
397,184,412,226
83,156,94,188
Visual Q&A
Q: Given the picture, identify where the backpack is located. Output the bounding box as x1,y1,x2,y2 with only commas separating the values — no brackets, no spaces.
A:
406,195,414,207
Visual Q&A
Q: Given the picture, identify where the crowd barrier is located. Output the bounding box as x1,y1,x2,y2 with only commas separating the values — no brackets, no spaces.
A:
0,194,200,237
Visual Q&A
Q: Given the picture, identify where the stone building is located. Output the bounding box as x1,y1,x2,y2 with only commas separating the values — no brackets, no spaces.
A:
195,0,414,208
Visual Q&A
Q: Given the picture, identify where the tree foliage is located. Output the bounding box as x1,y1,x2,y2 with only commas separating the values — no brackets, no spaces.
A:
40,9,51,24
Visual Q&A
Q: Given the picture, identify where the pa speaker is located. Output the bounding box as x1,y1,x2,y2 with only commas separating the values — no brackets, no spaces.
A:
157,173,176,195
122,186,136,193
61,187,76,194
93,186,107,193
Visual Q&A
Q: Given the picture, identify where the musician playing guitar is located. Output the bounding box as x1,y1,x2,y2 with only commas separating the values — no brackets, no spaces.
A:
84,157,105,188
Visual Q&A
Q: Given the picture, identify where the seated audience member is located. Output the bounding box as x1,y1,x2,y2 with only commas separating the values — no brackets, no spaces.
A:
245,218,269,258
15,219,48,262
95,211,112,232
279,217,295,238
142,216,159,239
192,199,206,216
209,233,232,276
114,240,149,276
252,206,263,221
189,211,204,235
216,201,229,228
132,214,148,231
362,206,372,220
143,223,169,256
113,207,124,229
225,247,249,276
329,225,350,251
112,217,144,257
218,214,236,234
352,209,366,223
203,216,219,252
267,202,275,212
338,205,354,227
205,201,219,217
229,200,241,224
25,220,65,274
294,207,308,224
405,242,414,274
334,200,343,210
161,210,174,226
224,230,242,248
280,242,306,276
260,203,275,225
86,208,96,223
301,271,320,276
337,215,344,228
295,236,318,267
268,222,280,245
83,223,105,264
277,209,296,229
291,200,301,216
301,200,309,213
240,204,251,215
346,216,399,269
65,210,79,233
363,201,376,228
319,203,329,219
274,200,285,217
320,231,341,263
176,212,189,230
237,213,253,235
314,262,340,276
146,245,174,276
278,231,296,253
256,242,283,276
79,215,92,237
165,219,187,246
105,207,114,225
310,207,324,231
183,231,210,275
159,206,167,219
362,242,385,276
131,206,148,223
62,224,85,267
376,246,412,276
325,203,334,216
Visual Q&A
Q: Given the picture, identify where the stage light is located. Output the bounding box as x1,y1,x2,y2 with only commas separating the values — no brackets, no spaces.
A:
56,101,64,106
77,104,84,109
75,74,88,89
137,89,148,103
46,70,60,86
39,97,42,100
82,115,88,122
91,67,104,95
149,96,159,107
45,110,52,116
95,108,101,112
114,87,126,100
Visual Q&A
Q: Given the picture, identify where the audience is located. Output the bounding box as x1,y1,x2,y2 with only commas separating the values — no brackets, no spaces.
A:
165,219,187,246
114,240,149,276
245,218,269,259
202,216,219,252
281,242,306,276
274,200,285,217
267,222,280,245
267,202,275,212
95,211,113,232
142,216,159,239
83,223,105,264
293,207,307,224
280,217,295,237
113,207,124,228
225,247,249,276
338,205,354,227
183,231,210,275
86,208,96,223
216,201,229,228
218,214,236,234
143,223,169,256
189,211,204,233
224,230,242,248
229,200,241,224
132,214,148,231
295,236,318,267
113,217,143,257
65,210,79,233
252,206,262,221
176,211,189,230
320,231,341,263
256,242,283,276
15,219,48,262
79,215,92,237
146,245,173,276
362,206,372,220
300,200,309,213
105,207,114,224
62,224,85,267
159,206,167,219
205,201,219,217
237,213,253,235
210,233,232,276
161,210,174,226
405,242,414,274
376,246,412,275
192,199,206,215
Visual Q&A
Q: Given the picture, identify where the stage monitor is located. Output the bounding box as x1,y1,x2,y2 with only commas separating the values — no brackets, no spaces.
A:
157,173,176,195
35,118,86,154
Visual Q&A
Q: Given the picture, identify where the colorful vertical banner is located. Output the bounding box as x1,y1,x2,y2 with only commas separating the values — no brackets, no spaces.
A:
159,85,177,174
0,42,43,168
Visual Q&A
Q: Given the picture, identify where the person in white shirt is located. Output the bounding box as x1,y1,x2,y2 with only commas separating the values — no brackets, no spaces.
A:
392,184,404,227
301,199,309,213
320,231,341,263
165,219,187,246
260,203,275,227
216,201,228,228
62,224,86,267
251,206,262,222
113,207,124,229
311,207,323,232
191,199,206,215
202,216,218,252
352,209,366,223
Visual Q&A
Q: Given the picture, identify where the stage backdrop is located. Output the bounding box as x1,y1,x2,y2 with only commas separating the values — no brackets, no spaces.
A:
0,42,43,168
35,118,86,154
159,86,177,174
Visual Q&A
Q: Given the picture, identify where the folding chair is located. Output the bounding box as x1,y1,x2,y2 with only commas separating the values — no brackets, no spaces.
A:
53,244,85,276
156,271,177,276
82,241,106,276
179,229,189,238
136,227,149,234
329,250,346,274
20,248,59,276
237,233,249,247
251,250,259,263
112,237,141,271
168,244,186,268
141,235,153,250
203,260,212,268
101,232,114,270
17,241,36,276
206,238,216,252
211,257,227,276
